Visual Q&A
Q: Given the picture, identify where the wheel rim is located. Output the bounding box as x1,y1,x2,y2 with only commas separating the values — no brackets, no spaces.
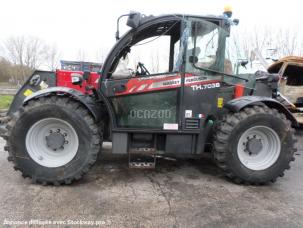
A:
26,118,79,168
237,126,281,171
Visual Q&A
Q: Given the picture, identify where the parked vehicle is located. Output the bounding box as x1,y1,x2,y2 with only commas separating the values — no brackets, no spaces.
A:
268,56,303,126
0,8,298,185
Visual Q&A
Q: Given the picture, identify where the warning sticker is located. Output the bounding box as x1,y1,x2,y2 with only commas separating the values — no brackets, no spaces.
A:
23,89,33,97
185,110,192,118
217,97,224,108
163,123,178,130
39,81,49,90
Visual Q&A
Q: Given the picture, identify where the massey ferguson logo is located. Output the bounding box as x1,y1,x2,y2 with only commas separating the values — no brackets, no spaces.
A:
129,109,172,119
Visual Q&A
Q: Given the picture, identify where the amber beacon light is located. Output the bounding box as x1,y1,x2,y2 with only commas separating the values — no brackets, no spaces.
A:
223,5,233,18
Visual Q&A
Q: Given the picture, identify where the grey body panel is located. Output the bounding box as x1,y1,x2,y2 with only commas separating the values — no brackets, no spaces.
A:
112,133,128,154
8,70,56,115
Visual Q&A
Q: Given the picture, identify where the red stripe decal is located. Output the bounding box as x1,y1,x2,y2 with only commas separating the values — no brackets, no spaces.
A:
115,74,220,95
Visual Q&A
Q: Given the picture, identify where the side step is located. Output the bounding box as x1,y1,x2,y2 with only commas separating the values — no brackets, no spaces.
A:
128,148,156,169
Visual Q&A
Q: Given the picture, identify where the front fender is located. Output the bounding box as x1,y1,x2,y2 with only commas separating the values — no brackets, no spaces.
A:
224,96,299,127
23,87,104,122
7,70,56,116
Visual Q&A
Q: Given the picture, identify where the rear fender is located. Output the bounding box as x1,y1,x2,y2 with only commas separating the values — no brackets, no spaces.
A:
23,87,104,122
224,96,299,127
8,70,56,116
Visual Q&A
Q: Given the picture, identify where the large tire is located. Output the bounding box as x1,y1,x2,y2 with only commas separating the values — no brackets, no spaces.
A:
213,105,297,185
4,96,102,185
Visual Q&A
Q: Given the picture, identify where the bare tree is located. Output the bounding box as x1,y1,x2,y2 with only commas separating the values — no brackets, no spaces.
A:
0,57,11,82
235,26,303,62
4,36,48,68
76,49,87,62
94,48,107,64
45,45,60,71
274,28,303,56
0,56,32,85
2,36,50,81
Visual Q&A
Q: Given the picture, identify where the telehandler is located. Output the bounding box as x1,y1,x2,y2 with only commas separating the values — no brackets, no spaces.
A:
0,8,298,185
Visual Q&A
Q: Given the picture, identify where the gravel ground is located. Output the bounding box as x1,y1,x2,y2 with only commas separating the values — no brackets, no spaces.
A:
0,131,302,228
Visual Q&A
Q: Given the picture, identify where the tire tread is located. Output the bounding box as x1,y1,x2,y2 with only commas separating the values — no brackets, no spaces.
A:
5,95,103,185
213,105,296,185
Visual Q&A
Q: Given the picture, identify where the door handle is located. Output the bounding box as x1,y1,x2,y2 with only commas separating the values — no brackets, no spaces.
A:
113,84,126,93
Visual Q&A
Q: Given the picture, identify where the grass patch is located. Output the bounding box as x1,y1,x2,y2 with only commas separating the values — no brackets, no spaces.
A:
0,95,13,110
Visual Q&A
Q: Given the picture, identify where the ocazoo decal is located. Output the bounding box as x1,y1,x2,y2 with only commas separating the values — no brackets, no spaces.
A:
129,109,172,119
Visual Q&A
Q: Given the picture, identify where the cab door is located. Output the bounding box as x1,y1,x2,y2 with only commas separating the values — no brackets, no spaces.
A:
103,73,180,129
101,20,183,130
181,18,224,131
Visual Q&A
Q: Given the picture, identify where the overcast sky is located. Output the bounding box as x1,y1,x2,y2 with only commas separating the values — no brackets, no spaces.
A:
0,0,302,62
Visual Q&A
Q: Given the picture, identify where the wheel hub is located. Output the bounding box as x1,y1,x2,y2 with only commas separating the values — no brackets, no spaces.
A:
245,138,263,155
45,131,66,151
26,118,79,168
237,126,281,171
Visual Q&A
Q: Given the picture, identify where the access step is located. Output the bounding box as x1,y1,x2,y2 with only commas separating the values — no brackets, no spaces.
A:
129,147,156,154
129,161,155,169
128,148,156,169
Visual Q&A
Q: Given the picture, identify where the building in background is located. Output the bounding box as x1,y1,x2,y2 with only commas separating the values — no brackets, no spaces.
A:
60,60,102,72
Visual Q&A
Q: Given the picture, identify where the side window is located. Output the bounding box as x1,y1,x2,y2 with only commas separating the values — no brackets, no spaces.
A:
194,28,219,69
225,36,238,75
185,20,220,74
112,36,172,79
225,29,249,75
284,65,303,86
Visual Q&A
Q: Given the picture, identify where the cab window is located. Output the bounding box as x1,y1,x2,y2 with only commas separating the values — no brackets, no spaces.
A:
185,19,223,74
110,20,181,79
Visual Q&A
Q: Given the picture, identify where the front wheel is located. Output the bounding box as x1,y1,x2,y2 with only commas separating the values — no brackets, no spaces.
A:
5,96,102,185
213,106,297,185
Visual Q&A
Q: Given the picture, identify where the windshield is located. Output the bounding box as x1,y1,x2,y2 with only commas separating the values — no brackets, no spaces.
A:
184,18,249,79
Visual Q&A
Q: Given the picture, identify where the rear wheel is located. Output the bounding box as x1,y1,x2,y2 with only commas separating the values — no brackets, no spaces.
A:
213,106,297,184
5,96,102,185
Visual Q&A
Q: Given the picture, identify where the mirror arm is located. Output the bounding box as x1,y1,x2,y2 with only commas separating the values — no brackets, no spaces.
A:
116,13,137,40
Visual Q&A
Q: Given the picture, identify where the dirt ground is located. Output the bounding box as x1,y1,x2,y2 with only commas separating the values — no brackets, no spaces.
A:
0,131,302,228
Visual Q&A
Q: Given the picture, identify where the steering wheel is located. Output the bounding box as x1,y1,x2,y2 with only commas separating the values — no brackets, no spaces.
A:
135,62,150,76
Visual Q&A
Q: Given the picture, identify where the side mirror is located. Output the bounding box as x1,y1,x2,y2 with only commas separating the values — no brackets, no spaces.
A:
238,59,249,68
126,11,141,28
71,73,83,86
116,11,141,40
232,19,239,25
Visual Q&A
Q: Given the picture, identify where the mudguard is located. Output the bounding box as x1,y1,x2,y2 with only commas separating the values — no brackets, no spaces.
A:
8,70,56,116
23,87,104,122
224,96,299,127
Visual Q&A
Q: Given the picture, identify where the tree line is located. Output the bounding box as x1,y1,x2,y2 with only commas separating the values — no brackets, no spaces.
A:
0,27,302,85
233,26,303,63
0,36,60,85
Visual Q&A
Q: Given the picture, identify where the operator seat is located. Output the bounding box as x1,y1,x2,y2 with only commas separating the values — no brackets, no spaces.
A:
112,56,133,79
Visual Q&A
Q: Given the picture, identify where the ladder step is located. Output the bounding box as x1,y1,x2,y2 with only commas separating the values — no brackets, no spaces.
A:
129,148,156,154
129,162,155,169
128,148,156,169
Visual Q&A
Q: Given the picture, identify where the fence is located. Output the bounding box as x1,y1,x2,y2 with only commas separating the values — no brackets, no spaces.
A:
0,88,18,95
